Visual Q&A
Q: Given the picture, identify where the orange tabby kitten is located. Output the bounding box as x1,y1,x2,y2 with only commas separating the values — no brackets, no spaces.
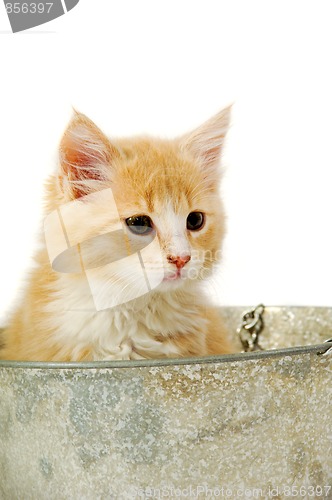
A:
0,106,235,361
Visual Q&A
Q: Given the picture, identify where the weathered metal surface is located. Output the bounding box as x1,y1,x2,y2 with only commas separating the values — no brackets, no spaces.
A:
0,307,331,499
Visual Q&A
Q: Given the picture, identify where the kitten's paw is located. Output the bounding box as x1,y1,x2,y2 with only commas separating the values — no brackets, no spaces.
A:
99,341,133,361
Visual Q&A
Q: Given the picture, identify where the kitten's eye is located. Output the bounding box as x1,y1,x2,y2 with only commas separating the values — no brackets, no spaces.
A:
187,212,205,231
125,215,153,235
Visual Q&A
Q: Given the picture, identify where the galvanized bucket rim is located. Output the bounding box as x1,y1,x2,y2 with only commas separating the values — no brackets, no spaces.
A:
0,343,330,370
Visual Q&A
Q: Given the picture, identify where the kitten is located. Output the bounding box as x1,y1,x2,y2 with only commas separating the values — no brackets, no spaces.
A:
0,106,236,361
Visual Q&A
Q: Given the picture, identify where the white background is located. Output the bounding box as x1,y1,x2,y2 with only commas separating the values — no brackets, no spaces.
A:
0,1,332,324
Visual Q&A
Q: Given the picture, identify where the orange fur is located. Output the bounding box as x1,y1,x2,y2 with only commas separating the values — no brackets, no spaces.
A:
0,107,237,361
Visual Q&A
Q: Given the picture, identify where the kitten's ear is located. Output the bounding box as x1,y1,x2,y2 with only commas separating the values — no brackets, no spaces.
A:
59,111,119,199
180,105,231,175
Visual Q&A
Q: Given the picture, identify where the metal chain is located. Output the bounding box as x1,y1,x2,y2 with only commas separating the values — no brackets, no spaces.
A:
237,304,265,352
237,305,332,354
321,338,332,356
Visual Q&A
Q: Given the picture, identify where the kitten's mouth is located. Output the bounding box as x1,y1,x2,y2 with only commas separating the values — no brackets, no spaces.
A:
163,269,182,282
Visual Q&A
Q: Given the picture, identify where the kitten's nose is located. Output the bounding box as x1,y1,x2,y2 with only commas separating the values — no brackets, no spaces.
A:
167,254,191,269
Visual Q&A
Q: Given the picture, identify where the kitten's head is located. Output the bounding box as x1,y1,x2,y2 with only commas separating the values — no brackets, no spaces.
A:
46,107,231,309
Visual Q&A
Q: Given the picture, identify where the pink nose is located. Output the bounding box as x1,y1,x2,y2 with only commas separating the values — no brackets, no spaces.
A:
167,254,191,269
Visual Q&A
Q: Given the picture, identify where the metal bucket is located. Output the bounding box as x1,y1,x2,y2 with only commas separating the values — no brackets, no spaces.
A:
0,307,331,499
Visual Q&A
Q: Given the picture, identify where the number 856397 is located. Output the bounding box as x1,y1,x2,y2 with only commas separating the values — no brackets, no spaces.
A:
5,3,53,14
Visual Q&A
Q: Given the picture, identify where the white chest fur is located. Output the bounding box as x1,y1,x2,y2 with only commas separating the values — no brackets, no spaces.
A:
45,275,207,360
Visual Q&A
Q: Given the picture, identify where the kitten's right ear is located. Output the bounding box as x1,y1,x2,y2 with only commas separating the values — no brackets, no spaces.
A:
59,111,119,199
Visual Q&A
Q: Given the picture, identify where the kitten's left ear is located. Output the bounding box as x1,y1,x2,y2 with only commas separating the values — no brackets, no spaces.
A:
180,105,232,174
